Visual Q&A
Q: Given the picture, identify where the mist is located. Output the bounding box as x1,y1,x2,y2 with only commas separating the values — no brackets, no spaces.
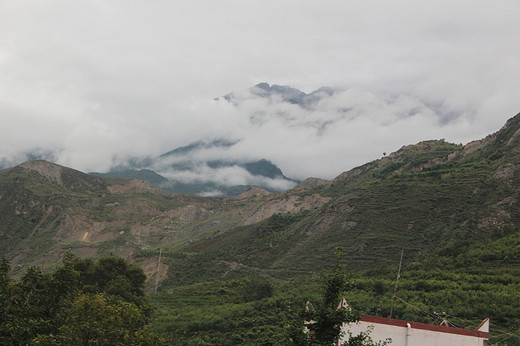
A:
1,1,519,182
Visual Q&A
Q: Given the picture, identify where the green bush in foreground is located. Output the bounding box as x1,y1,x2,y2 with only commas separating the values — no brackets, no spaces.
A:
0,254,162,345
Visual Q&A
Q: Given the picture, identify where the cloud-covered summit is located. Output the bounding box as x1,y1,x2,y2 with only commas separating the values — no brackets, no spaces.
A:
222,83,336,109
95,138,298,197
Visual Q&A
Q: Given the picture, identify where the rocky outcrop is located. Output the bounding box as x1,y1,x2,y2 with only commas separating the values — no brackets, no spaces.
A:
293,177,329,190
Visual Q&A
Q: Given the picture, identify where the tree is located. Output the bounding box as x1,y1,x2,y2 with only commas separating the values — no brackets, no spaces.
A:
72,255,148,308
33,293,162,345
6,266,56,342
294,248,390,346
304,248,358,345
0,254,160,345
0,258,13,344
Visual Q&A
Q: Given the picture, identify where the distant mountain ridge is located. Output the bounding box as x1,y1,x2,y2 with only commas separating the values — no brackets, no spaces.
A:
92,139,298,196
159,139,237,158
0,133,298,198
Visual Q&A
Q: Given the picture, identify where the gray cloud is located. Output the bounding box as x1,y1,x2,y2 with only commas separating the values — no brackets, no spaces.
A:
212,88,482,180
1,1,519,181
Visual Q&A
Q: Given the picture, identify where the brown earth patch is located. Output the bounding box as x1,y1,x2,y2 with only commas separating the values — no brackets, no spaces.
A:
342,220,357,231
236,187,271,199
130,223,162,237
108,179,161,194
240,194,331,226
165,204,201,221
19,160,64,184
139,258,170,283
293,177,329,190
507,127,520,145
463,135,496,156
493,164,515,183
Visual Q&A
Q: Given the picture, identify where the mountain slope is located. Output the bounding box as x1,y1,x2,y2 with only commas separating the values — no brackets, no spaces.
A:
0,160,324,278
2,112,520,288
167,113,520,283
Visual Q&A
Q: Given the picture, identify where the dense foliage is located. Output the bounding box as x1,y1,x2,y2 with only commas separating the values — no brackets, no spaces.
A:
2,226,519,345
0,254,161,345
148,228,520,344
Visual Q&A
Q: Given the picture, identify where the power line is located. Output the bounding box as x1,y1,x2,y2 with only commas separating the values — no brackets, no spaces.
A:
393,296,444,323
394,295,519,345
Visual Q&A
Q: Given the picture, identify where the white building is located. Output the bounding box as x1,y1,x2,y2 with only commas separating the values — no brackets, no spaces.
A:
339,300,489,346
306,298,489,345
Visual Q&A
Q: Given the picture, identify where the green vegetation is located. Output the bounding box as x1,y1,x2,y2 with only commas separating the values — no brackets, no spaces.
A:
2,228,519,344
150,279,301,344
148,229,520,344
0,254,161,345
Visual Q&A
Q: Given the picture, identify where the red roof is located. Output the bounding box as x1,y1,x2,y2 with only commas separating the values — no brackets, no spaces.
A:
360,315,489,339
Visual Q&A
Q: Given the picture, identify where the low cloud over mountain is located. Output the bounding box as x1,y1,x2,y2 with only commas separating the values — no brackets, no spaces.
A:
1,82,516,184
2,2,518,182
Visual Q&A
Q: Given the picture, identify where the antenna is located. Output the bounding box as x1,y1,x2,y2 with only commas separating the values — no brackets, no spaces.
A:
154,248,162,293
390,249,404,319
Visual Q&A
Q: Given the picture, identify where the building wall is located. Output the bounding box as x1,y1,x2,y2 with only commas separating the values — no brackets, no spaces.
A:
340,320,487,346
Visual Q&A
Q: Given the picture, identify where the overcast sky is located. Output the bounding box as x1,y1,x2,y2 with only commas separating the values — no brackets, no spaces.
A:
1,1,519,180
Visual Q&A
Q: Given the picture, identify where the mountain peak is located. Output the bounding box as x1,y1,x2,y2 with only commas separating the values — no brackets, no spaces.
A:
221,83,336,108
17,160,106,191
495,112,520,146
249,83,306,104
18,160,66,185
253,82,271,90
462,111,520,156
160,139,237,158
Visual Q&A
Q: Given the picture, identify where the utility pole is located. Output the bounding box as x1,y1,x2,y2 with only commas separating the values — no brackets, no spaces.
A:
154,248,162,293
390,249,404,319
